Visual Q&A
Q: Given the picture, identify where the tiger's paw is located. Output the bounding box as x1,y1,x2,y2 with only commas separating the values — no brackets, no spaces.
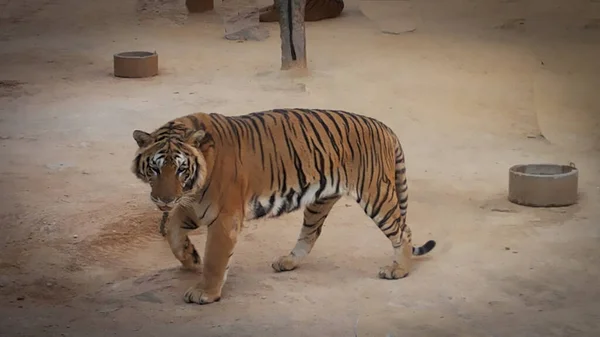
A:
183,285,221,305
378,261,409,280
180,261,203,274
271,255,298,272
178,248,203,273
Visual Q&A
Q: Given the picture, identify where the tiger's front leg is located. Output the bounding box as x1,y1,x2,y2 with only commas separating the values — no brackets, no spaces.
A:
183,215,239,305
165,206,203,273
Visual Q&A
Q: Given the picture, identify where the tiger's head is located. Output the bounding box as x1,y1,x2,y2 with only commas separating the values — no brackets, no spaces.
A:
131,127,210,212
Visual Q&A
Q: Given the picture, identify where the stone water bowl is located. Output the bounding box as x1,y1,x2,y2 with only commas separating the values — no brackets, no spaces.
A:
508,163,579,207
113,51,158,78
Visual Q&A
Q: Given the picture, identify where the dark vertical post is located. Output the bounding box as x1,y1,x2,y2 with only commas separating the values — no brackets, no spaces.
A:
278,0,307,72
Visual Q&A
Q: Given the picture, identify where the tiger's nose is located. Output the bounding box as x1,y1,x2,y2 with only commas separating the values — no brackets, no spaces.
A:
151,195,178,205
154,196,174,203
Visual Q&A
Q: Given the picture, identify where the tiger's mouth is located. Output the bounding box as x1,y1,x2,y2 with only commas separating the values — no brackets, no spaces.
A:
157,205,173,212
150,195,181,212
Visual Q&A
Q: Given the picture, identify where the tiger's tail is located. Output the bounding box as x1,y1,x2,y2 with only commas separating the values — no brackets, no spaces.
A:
392,136,437,257
412,240,437,256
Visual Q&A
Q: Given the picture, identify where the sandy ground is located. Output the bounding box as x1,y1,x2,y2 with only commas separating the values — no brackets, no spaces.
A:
1,0,600,336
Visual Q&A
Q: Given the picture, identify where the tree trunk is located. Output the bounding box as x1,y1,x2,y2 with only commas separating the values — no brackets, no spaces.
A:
278,0,308,72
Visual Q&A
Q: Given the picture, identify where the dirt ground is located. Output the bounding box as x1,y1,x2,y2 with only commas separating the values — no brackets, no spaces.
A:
1,0,599,336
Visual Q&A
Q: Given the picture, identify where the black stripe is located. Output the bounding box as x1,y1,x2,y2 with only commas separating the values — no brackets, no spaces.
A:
209,115,228,141
287,0,296,60
380,217,399,233
280,157,288,196
386,224,400,238
184,157,200,191
198,203,211,220
240,117,258,155
188,115,202,130
225,118,243,155
312,144,327,199
191,248,201,264
377,207,397,229
206,215,218,228
370,184,390,219
309,110,341,158
248,116,267,170
305,206,320,214
268,153,275,190
288,110,313,150
181,216,199,230
300,110,327,152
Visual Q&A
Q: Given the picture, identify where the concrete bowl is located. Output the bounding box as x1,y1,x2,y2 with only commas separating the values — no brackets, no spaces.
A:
508,163,578,207
113,51,158,78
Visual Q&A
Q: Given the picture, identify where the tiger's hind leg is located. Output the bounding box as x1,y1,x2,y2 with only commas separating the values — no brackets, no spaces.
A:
272,195,341,272
362,194,414,279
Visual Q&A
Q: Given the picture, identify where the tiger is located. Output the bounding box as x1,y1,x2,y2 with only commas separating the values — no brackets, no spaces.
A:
131,108,436,305
259,0,345,22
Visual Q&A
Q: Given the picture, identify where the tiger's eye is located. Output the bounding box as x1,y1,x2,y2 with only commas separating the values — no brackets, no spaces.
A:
147,166,159,176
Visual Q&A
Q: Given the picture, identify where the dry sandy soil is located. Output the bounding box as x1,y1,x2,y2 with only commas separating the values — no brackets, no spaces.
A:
1,0,599,336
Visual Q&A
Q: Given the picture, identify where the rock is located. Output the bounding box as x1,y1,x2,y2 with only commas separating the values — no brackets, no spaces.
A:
220,0,269,41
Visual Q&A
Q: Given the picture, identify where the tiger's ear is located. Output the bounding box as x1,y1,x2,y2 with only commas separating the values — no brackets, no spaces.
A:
187,130,213,150
133,130,153,148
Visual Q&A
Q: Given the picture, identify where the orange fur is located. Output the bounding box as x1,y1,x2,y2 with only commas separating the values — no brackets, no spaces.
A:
131,108,436,304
